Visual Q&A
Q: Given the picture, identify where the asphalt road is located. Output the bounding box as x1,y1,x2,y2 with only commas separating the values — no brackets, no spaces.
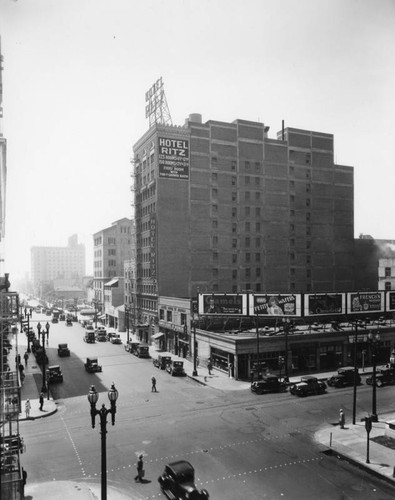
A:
20,315,395,499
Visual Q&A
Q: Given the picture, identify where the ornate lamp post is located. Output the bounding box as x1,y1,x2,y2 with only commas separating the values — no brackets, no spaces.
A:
25,308,32,353
37,322,47,394
368,331,380,422
88,384,119,500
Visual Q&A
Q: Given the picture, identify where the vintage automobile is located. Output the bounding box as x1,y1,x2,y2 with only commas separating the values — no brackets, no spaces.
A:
57,343,70,357
84,357,102,373
290,375,326,397
366,367,395,387
124,340,140,354
327,366,361,388
166,360,186,376
158,460,209,500
111,334,122,344
153,355,172,369
46,365,63,383
66,318,73,326
96,330,107,342
250,374,287,394
84,331,96,343
135,343,150,358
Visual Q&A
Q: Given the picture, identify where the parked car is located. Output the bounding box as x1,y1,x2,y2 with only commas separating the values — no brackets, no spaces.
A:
158,460,209,500
366,367,395,387
84,357,102,373
290,376,326,397
153,355,172,369
66,318,73,326
125,340,140,354
166,360,186,376
46,365,63,383
96,331,107,342
251,374,287,394
57,343,70,357
111,334,122,344
327,366,361,388
135,344,150,358
84,331,96,343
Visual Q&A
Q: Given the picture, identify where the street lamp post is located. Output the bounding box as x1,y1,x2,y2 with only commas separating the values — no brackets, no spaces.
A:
192,291,199,377
368,332,380,422
282,318,291,382
125,307,130,344
37,322,47,394
352,320,359,425
87,384,119,500
25,309,32,353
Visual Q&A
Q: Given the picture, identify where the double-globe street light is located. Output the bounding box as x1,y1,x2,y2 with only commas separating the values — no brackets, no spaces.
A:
21,307,32,353
368,331,380,422
88,384,119,500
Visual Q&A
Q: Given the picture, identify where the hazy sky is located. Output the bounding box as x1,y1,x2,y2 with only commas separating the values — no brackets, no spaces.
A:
1,0,395,280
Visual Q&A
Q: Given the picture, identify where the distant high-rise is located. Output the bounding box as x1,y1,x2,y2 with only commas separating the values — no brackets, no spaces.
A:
31,235,86,292
131,114,355,326
0,39,7,275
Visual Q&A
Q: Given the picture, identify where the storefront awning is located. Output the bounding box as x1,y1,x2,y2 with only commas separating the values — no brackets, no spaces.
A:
152,332,164,340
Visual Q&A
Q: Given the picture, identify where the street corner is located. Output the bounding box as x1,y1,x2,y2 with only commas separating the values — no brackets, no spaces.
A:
19,399,58,421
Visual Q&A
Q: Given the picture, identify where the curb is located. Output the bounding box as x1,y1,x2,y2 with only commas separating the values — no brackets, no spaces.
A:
322,447,395,487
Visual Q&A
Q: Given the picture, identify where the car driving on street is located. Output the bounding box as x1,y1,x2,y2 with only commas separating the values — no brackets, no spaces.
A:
158,460,210,500
251,374,287,394
289,375,326,397
327,366,361,388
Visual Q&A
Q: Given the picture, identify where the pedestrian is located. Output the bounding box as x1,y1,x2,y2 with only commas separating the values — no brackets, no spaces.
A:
207,361,212,375
19,363,24,376
23,351,29,367
15,353,21,366
25,399,31,418
151,375,157,392
39,392,44,411
134,454,144,482
22,467,27,497
339,408,345,429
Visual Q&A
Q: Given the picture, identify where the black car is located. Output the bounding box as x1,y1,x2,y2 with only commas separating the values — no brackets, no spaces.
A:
158,460,209,500
366,367,395,387
153,355,172,369
47,365,63,383
290,376,326,397
327,366,361,388
251,374,287,394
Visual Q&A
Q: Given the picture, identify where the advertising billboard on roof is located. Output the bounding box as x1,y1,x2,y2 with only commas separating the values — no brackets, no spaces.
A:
250,294,302,317
158,137,189,180
198,294,247,315
346,291,384,314
304,293,345,316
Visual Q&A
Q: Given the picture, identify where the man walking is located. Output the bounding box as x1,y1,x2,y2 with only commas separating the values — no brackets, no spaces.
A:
151,375,157,392
23,351,29,367
39,392,44,411
25,399,31,418
134,455,144,482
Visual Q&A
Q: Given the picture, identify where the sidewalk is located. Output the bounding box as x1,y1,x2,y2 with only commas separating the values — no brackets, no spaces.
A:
315,413,395,486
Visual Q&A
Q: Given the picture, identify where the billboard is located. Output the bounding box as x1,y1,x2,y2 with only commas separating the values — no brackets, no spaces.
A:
304,293,345,316
158,137,189,180
198,294,247,315
386,291,395,312
250,294,302,317
346,291,384,314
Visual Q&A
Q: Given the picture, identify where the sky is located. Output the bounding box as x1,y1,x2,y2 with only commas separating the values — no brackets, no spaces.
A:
1,0,395,281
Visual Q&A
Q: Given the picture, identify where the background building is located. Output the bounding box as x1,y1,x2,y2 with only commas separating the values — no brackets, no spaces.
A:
131,114,355,334
92,218,133,304
0,40,6,276
31,234,85,297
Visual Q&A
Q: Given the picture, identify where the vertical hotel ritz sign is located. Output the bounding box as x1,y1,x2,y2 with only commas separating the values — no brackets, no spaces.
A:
158,137,190,180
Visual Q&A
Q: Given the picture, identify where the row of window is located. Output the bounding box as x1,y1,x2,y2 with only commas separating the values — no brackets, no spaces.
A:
211,158,262,173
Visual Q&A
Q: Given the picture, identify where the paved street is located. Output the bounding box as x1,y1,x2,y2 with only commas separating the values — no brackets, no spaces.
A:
16,314,395,499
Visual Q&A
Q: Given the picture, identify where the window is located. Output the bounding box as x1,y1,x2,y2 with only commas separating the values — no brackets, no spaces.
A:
255,222,261,232
255,237,261,247
212,268,218,278
245,161,250,171
290,209,295,217
255,192,261,201
212,204,218,214
212,235,218,245
256,268,261,277
245,237,250,247
306,198,311,207
232,191,237,201
245,176,250,185
159,309,164,320
290,195,295,203
213,252,218,262
290,223,295,232
232,223,237,233
306,255,311,264
245,222,250,232
232,239,237,248
108,249,116,256
291,268,295,275
290,180,295,189
255,162,260,171
231,176,237,186
181,313,187,326
255,177,260,186
232,207,237,217
166,310,172,322
385,267,391,277
232,253,237,263
255,253,260,262
245,207,250,216
212,219,218,229
212,188,218,198
232,269,238,279
231,160,237,171
245,268,251,278
256,207,261,217
245,252,251,262
212,172,218,182
385,281,392,291
245,191,250,201
306,153,311,164
306,184,311,193
256,283,261,292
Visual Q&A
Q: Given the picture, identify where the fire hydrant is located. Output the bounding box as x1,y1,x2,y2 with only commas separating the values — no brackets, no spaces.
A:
339,409,345,429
